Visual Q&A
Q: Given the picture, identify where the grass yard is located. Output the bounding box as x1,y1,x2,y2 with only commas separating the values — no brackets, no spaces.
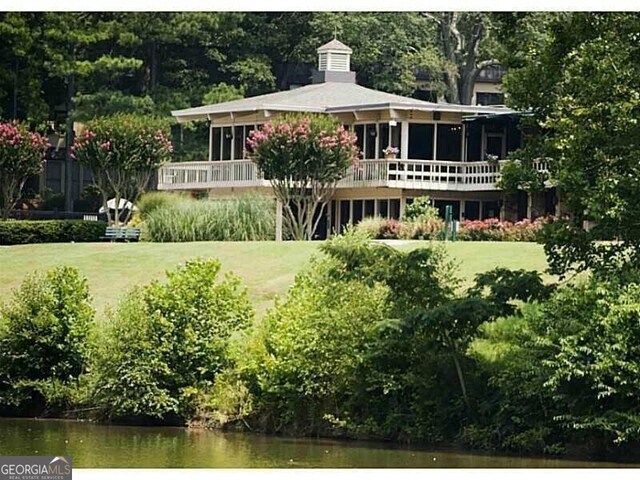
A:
0,241,549,318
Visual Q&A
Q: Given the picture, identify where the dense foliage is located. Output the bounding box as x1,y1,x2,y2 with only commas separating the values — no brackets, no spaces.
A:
0,120,48,220
248,113,358,240
502,13,640,276
88,259,253,423
141,194,276,242
0,267,94,415
0,219,106,245
471,275,640,454
74,114,173,225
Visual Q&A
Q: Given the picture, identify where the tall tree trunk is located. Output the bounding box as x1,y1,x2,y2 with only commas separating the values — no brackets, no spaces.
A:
64,72,75,213
12,59,18,119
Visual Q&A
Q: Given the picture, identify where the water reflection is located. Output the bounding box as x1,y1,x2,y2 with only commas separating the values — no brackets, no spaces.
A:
0,418,635,468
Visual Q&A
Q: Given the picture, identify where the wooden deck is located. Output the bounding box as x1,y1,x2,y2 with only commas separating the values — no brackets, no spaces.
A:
157,158,548,192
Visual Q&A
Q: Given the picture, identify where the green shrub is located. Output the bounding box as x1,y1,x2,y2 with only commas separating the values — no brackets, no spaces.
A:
403,196,439,222
0,267,94,414
88,259,253,422
457,218,548,242
398,217,444,240
143,194,276,242
0,220,106,245
211,231,468,441
470,276,640,453
354,216,388,239
213,256,392,435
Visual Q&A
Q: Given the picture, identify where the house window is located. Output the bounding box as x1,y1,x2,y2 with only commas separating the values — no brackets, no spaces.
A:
211,127,221,161
234,126,244,159
476,92,505,106
354,124,365,158
365,123,377,159
436,124,462,161
378,123,389,158
364,199,375,217
408,123,434,160
484,124,506,159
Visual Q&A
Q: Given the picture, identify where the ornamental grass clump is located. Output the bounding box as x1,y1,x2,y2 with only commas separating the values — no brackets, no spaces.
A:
143,194,276,242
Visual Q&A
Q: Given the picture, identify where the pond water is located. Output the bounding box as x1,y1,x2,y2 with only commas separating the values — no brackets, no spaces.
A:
0,418,637,468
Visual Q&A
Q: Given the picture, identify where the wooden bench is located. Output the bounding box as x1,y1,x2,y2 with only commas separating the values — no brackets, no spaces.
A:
101,226,141,242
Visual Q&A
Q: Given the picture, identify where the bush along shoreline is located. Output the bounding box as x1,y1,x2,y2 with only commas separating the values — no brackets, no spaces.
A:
2,233,640,462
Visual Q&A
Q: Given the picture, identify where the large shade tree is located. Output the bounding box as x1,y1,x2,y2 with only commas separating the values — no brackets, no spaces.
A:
74,114,173,226
0,121,48,220
502,13,640,276
247,113,358,240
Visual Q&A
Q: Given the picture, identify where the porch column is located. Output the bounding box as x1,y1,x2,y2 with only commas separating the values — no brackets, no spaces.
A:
526,192,533,219
275,199,283,242
208,120,213,162
401,121,409,159
400,196,406,219
460,199,466,221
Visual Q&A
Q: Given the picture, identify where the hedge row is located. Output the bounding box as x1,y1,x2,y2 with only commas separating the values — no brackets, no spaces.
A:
0,220,107,245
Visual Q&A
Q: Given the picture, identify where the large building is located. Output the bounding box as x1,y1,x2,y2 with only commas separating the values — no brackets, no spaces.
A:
161,40,551,237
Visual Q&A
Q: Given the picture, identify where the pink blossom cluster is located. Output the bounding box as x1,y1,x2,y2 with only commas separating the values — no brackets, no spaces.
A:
154,129,174,153
246,118,358,162
458,216,552,242
0,121,49,152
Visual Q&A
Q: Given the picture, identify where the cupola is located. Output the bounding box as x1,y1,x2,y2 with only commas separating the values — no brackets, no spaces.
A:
312,39,356,84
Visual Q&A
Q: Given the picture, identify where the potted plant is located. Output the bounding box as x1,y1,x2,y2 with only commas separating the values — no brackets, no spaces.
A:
383,146,399,159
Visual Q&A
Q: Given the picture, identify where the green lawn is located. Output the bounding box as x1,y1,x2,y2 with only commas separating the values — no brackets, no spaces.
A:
0,241,549,318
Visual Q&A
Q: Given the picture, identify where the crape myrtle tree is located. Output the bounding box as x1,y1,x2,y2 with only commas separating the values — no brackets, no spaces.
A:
74,114,173,226
247,113,359,240
0,120,48,220
501,13,640,277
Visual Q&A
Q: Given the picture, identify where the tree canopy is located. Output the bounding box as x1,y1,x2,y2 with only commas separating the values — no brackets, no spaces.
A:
501,13,640,276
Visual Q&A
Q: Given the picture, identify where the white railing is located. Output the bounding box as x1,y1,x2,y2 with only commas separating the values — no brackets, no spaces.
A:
337,159,389,188
158,158,548,192
158,160,267,190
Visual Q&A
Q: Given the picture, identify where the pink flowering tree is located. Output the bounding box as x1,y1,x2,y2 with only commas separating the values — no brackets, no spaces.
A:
74,114,173,225
247,113,359,240
0,121,49,220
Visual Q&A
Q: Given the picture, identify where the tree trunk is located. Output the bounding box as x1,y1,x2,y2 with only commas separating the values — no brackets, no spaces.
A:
12,59,18,119
64,72,75,213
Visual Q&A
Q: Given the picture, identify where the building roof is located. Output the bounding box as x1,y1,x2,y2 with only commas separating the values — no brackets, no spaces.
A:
172,81,514,123
317,39,353,53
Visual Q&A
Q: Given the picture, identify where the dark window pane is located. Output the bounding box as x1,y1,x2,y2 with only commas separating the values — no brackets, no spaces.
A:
379,199,388,218
340,200,350,233
434,200,460,220
476,92,505,106
365,123,377,159
364,199,375,217
352,200,363,223
234,126,244,159
465,201,480,221
389,199,401,219
391,124,401,149
355,125,365,158
222,127,232,160
436,124,462,161
212,127,221,161
466,122,482,161
408,123,434,160
486,135,503,158
378,123,389,158
482,200,500,219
